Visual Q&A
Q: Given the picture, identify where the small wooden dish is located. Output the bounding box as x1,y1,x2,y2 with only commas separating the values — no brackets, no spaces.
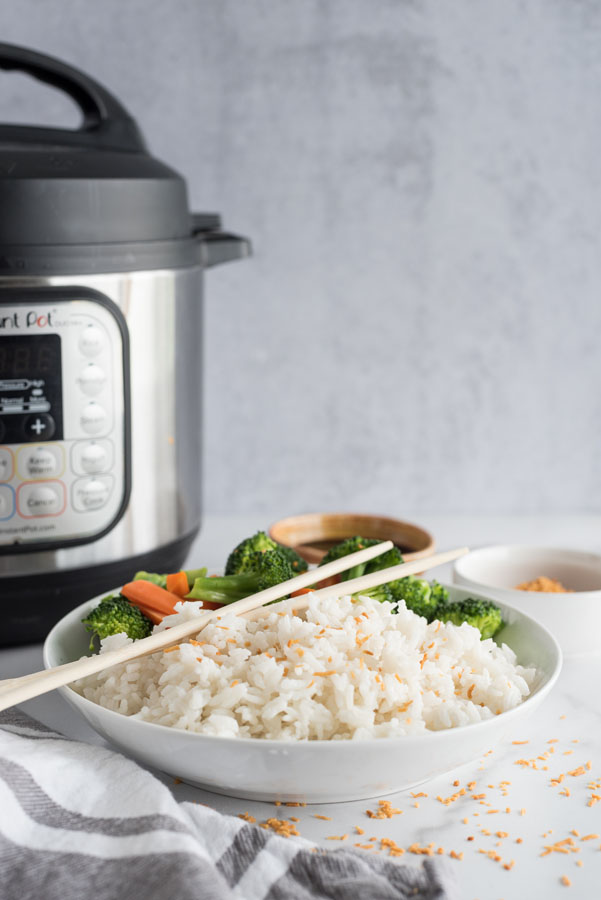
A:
269,513,435,565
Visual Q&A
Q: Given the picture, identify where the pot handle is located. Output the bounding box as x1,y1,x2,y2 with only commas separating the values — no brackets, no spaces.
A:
0,42,146,152
192,214,252,268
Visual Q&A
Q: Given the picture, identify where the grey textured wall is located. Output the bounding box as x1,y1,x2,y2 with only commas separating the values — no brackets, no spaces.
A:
1,1,600,516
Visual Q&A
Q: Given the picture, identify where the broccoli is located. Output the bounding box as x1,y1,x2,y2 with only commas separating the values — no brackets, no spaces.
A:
276,544,309,574
318,536,381,581
316,537,403,602
134,570,167,587
390,576,440,621
364,545,404,574
187,549,295,604
429,580,450,613
82,595,153,651
225,531,307,576
133,567,208,589
225,531,277,575
354,584,395,605
437,597,503,640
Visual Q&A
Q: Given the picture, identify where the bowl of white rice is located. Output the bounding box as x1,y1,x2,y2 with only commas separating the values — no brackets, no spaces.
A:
43,585,561,803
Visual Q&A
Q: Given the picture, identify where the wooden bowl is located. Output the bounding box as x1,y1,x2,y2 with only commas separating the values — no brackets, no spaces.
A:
269,513,435,565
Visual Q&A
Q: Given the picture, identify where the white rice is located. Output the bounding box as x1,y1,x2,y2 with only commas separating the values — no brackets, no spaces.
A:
74,595,537,741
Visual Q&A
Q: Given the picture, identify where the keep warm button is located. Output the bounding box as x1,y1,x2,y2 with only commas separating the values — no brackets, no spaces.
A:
17,444,64,479
72,476,113,512
18,481,66,518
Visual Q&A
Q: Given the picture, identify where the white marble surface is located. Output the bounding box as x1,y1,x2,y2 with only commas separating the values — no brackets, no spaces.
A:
2,3,601,516
3,514,601,898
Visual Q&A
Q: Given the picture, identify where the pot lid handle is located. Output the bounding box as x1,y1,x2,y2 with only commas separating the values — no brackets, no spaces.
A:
0,42,146,153
192,215,252,268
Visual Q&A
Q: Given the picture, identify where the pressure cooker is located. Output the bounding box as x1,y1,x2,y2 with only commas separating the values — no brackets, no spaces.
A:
0,44,250,645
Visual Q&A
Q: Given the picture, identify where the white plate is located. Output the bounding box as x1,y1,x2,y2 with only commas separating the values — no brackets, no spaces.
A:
43,585,562,803
453,545,601,658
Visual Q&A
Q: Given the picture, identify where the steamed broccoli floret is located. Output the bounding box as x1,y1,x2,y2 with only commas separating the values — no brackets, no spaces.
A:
390,576,440,621
133,567,208,590
437,597,503,640
319,537,403,582
82,595,153,651
187,549,295,604
429,580,450,612
364,545,404,574
276,544,309,574
318,536,378,568
225,531,307,576
354,584,395,605
225,531,278,575
318,537,402,601
318,536,380,581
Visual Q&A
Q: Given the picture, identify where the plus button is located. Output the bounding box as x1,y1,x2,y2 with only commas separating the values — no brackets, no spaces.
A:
23,414,56,441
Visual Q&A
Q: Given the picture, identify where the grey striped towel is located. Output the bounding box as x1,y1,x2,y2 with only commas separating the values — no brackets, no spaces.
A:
0,709,457,900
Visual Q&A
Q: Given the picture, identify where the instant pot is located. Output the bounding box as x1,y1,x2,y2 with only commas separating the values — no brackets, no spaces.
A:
0,44,250,645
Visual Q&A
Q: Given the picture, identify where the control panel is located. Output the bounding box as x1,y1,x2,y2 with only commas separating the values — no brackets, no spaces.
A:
0,290,129,549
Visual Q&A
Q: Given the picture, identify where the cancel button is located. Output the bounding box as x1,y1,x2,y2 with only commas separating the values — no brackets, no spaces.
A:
18,481,65,518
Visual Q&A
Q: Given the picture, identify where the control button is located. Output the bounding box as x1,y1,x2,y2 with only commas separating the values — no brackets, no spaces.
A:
0,448,13,482
72,475,113,512
17,481,66,518
17,445,63,479
71,440,111,475
80,402,107,435
0,485,15,520
71,439,113,475
23,414,55,440
79,324,104,357
78,363,106,396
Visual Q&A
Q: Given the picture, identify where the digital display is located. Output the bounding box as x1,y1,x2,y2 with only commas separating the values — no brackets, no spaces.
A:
0,334,63,442
0,335,61,379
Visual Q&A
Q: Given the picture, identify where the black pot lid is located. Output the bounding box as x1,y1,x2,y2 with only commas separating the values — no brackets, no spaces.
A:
0,43,194,247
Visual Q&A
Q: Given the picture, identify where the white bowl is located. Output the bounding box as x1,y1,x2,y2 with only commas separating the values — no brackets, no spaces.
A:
453,545,601,659
43,585,561,803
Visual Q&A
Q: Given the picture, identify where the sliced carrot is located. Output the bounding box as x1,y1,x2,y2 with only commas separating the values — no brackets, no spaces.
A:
121,580,181,617
166,571,190,597
132,603,164,625
290,587,314,598
131,598,224,625
123,579,226,625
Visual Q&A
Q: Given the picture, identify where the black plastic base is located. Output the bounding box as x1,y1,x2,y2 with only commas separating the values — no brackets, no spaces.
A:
0,529,199,647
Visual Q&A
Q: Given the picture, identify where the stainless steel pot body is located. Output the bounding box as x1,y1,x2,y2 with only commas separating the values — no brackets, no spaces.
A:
0,266,202,579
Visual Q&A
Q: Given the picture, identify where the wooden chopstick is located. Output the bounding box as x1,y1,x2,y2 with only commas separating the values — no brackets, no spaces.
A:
314,547,468,600
244,547,468,619
0,539,395,711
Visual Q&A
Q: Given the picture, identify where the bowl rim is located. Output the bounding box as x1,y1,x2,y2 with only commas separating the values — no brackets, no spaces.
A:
268,511,435,560
454,544,601,596
43,586,562,750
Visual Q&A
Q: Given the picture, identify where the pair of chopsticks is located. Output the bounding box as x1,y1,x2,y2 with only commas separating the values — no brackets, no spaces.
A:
0,543,468,712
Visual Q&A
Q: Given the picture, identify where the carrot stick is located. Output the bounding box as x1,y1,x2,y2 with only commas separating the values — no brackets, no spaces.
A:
131,603,164,625
166,571,189,597
289,587,314,598
133,599,225,626
125,588,225,625
121,581,181,617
